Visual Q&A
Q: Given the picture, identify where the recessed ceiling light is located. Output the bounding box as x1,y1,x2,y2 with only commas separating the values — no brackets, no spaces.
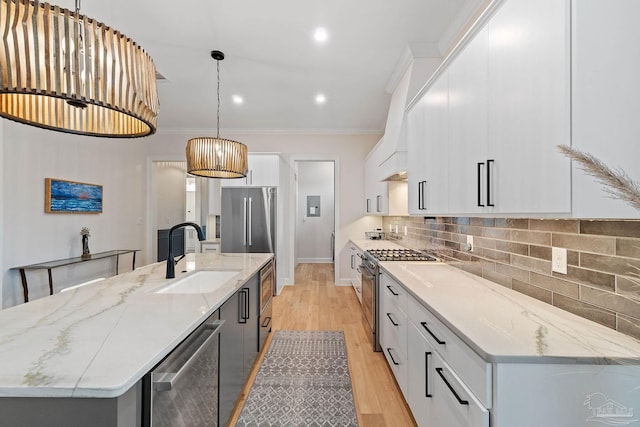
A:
314,27,328,43
232,95,243,104
315,94,326,104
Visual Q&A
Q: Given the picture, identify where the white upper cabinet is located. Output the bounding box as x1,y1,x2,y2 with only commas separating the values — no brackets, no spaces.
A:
407,72,449,215
447,27,489,215
571,0,640,218
407,0,571,216
364,140,387,215
364,139,408,216
485,0,571,214
221,154,281,188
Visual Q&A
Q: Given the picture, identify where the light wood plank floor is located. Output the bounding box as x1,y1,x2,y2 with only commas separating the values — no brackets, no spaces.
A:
227,263,416,427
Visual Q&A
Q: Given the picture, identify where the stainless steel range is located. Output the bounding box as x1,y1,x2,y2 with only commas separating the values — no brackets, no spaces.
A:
360,249,437,351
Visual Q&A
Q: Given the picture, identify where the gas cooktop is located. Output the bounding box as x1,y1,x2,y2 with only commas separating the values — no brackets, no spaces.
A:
366,249,437,262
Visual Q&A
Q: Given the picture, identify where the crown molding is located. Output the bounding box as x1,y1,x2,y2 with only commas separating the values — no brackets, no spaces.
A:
385,43,441,94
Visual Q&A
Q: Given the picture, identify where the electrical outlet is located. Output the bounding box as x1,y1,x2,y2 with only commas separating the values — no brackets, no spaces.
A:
552,247,567,274
466,235,474,252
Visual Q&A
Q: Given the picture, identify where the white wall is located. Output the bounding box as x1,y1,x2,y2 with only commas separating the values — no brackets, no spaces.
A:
154,163,186,229
296,161,335,263
2,121,147,307
0,125,379,306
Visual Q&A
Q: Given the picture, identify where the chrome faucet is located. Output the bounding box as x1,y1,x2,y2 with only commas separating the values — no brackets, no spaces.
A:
166,222,206,279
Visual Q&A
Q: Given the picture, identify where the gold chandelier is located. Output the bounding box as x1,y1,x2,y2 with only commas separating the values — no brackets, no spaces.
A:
186,50,247,178
0,0,159,137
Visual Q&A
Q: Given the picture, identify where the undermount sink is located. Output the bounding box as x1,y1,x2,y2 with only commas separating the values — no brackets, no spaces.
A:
155,270,241,294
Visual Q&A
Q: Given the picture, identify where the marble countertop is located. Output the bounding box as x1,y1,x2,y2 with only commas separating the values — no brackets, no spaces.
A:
0,253,273,398
349,239,406,252
381,262,640,364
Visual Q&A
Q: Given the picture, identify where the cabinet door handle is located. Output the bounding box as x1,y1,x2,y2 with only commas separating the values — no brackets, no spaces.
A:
425,351,432,398
477,162,485,207
420,322,445,345
386,285,399,296
422,181,427,210
351,254,355,269
366,198,371,213
436,367,469,405
245,287,250,321
248,197,253,246
418,180,427,210
487,159,495,207
376,195,382,212
243,197,248,246
238,290,247,324
386,312,399,327
386,348,400,366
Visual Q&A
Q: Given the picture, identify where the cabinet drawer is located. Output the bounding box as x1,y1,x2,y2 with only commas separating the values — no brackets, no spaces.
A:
380,273,408,314
380,289,408,395
380,291,408,355
408,297,492,408
431,351,489,427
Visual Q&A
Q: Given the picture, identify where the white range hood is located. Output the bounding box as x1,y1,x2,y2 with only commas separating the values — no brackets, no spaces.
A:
379,45,442,182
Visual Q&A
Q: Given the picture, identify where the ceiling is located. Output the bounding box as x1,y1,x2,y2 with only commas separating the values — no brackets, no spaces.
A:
59,0,484,134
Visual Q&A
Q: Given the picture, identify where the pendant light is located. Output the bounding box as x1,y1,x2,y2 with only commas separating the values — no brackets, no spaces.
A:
186,50,248,179
0,0,159,137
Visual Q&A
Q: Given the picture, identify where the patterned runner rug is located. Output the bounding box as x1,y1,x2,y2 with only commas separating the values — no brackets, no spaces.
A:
236,330,359,426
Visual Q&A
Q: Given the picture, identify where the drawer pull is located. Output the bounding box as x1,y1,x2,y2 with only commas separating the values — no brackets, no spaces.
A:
386,312,399,327
386,348,400,366
386,285,399,296
425,351,432,398
420,322,445,345
436,368,469,405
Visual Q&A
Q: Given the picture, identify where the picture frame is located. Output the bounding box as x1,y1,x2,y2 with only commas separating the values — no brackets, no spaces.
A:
44,178,103,214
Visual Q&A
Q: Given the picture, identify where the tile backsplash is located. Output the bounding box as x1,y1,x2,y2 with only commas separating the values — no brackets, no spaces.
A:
383,216,640,340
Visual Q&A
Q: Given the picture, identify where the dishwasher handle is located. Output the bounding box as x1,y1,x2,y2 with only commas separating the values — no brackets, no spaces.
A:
153,320,224,391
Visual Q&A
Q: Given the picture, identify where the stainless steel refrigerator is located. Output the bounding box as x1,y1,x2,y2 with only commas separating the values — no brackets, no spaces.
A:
221,187,276,254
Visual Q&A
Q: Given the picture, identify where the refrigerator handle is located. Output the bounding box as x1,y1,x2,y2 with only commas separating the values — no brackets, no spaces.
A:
243,197,248,246
248,197,253,246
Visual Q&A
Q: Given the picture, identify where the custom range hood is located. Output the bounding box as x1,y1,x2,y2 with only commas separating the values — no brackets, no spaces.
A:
379,45,442,182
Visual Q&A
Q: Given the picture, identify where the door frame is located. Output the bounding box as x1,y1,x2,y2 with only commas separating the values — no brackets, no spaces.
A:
288,154,340,287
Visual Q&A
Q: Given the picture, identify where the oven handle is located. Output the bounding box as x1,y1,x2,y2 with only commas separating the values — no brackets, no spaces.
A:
153,320,224,391
360,264,376,279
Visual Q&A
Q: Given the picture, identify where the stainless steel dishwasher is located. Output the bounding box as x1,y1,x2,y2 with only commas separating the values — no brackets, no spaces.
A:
146,315,224,427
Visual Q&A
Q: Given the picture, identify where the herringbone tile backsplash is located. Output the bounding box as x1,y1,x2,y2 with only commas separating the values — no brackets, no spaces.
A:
383,217,640,340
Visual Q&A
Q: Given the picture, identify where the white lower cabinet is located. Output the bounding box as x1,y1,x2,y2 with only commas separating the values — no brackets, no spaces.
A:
379,276,408,396
200,242,220,253
430,351,490,427
349,244,362,302
407,323,434,426
405,289,490,427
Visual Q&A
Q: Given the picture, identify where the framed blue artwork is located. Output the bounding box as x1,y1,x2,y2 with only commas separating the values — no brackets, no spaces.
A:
44,178,103,214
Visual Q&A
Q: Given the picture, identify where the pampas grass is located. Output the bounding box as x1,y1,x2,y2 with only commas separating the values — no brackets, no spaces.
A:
558,144,640,211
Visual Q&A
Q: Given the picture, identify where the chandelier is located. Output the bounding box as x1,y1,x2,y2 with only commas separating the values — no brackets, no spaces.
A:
0,0,159,137
186,50,248,178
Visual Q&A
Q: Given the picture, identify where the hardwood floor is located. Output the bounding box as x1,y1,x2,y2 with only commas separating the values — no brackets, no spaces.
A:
227,263,416,427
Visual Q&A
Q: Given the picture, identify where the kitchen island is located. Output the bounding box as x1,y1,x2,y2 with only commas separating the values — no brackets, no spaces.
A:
0,253,273,425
